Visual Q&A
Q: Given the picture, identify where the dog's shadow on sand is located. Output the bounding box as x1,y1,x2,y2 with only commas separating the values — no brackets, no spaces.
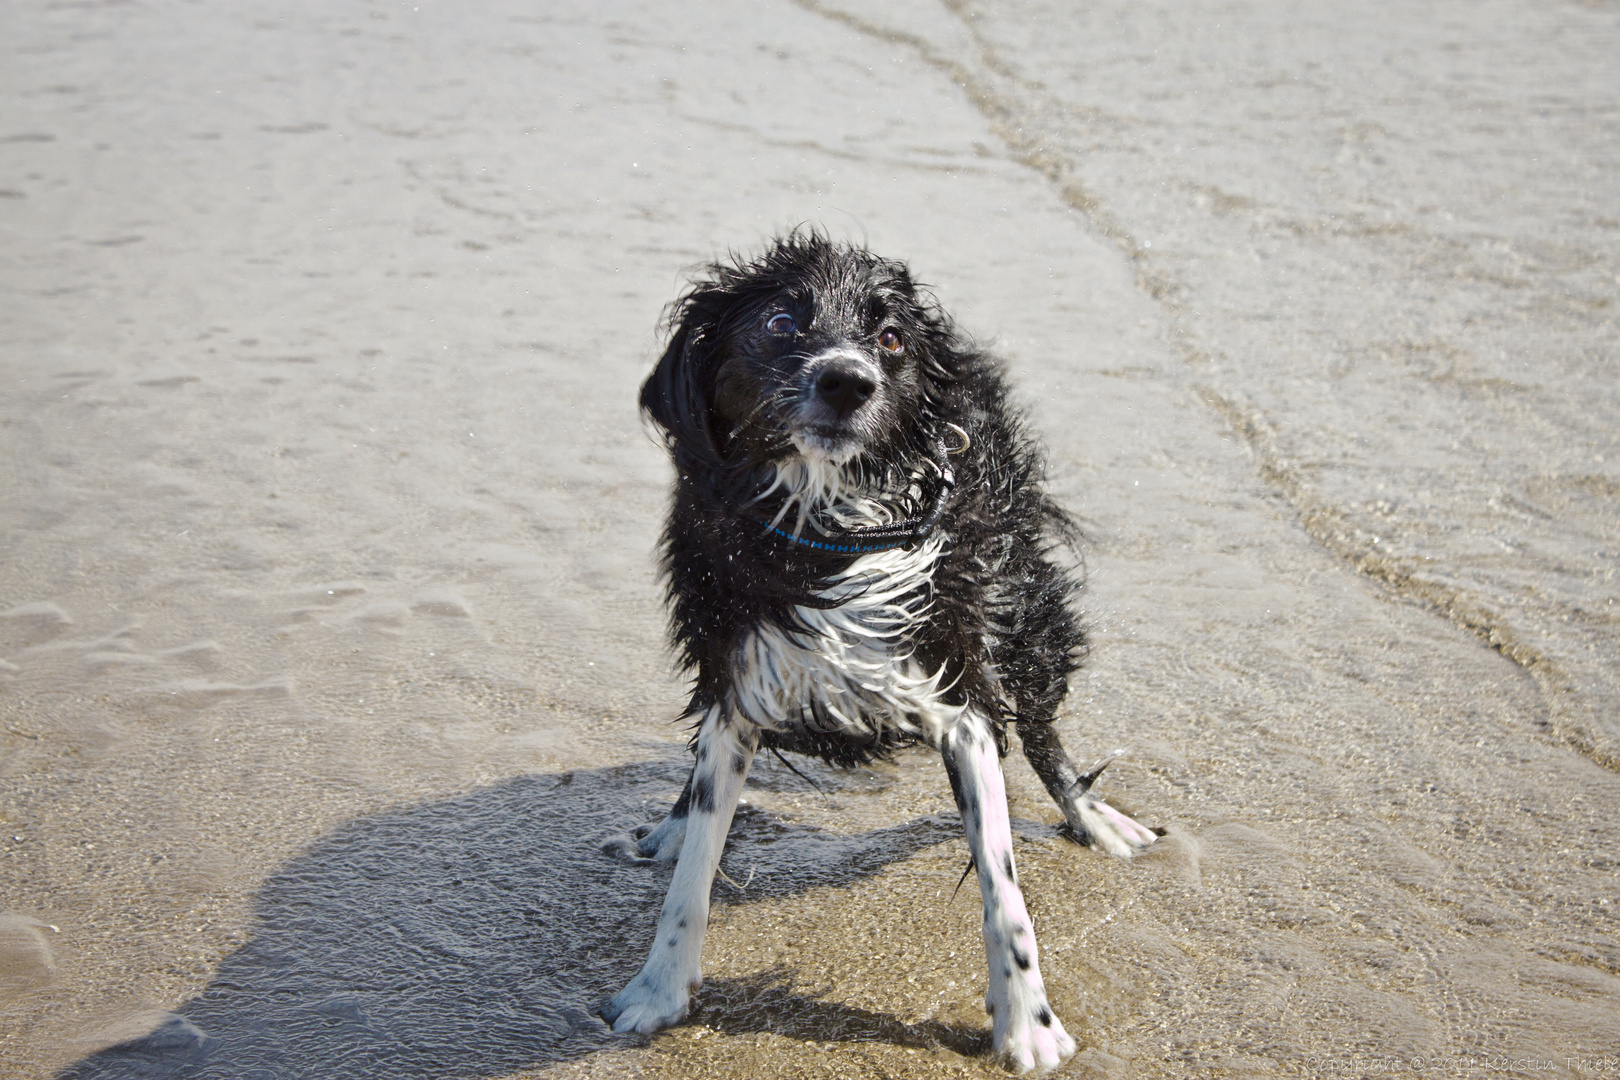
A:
60,762,982,1079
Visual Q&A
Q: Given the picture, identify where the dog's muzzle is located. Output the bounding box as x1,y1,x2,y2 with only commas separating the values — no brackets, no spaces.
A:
785,350,885,463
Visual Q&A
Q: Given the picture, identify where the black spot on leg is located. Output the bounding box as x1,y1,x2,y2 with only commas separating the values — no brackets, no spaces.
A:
944,757,970,803
1037,1007,1053,1028
669,773,695,819
691,773,715,813
943,752,969,809
1012,948,1031,971
677,919,688,929
731,749,747,775
1002,853,1016,882
667,937,680,948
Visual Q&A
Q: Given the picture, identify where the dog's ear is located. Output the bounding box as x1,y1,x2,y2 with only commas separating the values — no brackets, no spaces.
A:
640,308,720,462
639,322,687,436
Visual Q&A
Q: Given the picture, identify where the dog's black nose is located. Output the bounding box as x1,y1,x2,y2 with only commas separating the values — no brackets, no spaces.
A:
814,364,877,417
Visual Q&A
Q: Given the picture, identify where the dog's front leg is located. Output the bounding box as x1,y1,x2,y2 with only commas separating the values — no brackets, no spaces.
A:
602,704,758,1034
943,711,1077,1074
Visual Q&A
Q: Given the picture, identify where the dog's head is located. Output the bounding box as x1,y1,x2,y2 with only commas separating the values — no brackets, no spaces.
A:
641,234,960,484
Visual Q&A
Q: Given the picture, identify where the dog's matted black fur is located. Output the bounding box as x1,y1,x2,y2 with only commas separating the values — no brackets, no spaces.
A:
601,233,1156,1073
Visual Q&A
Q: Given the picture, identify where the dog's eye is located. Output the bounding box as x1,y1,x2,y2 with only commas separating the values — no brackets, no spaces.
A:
766,313,796,335
878,329,904,353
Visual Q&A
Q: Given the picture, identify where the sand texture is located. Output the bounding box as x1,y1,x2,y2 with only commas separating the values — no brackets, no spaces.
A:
2,2,1617,1078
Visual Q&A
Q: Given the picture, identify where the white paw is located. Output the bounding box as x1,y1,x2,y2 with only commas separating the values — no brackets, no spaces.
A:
601,814,687,864
995,1006,1078,1074
1074,794,1157,858
601,971,692,1034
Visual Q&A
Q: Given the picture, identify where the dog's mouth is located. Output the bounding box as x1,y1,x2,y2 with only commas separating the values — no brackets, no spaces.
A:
790,423,865,465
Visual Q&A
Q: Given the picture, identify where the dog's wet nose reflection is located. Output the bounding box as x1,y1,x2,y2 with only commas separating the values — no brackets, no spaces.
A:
56,764,963,1080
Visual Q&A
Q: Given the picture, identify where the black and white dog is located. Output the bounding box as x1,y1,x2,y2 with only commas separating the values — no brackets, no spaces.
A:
601,234,1157,1073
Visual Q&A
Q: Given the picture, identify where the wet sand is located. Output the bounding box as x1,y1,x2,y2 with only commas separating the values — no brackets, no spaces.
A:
2,2,1616,1078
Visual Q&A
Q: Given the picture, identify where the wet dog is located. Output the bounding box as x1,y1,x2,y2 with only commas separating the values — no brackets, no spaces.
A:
600,234,1156,1072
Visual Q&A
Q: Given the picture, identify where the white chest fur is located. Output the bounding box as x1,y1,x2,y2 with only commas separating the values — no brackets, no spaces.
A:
728,537,963,747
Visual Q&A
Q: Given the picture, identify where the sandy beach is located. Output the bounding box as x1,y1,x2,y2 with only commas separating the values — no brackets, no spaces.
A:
3,2,1616,1078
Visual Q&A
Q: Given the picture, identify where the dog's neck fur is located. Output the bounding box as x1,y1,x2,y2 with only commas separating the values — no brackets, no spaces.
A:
730,446,959,746
750,452,904,539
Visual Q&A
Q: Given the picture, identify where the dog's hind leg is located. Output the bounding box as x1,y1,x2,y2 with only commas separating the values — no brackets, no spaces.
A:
1016,720,1157,858
943,709,1077,1074
602,704,758,1034
602,771,693,864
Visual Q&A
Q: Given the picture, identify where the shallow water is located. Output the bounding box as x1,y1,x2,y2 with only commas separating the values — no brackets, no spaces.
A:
2,2,1616,1078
